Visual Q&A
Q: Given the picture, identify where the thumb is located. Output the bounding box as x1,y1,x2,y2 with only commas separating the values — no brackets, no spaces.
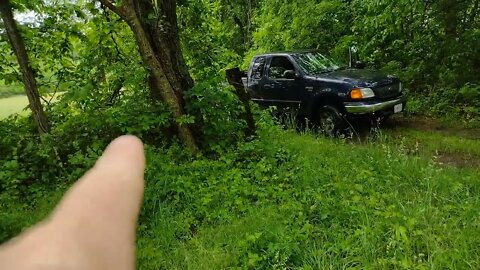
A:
51,135,145,234
0,135,145,270
50,135,146,268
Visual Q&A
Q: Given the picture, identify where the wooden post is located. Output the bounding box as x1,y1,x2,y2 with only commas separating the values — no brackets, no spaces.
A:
226,68,256,137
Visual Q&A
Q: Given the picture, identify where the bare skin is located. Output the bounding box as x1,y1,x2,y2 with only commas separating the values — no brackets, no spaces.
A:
0,136,145,270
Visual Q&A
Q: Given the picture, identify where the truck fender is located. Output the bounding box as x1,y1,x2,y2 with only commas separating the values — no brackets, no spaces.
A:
303,90,346,117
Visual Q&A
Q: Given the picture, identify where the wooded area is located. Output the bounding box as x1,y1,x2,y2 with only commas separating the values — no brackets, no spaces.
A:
1,0,479,268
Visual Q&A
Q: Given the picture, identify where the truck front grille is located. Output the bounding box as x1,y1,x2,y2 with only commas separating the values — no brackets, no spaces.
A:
374,83,401,99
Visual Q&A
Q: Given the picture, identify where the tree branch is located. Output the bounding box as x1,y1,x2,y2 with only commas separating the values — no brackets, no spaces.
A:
98,0,126,18
102,7,128,65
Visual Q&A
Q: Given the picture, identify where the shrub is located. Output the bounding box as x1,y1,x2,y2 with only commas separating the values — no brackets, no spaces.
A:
405,84,480,124
185,77,247,152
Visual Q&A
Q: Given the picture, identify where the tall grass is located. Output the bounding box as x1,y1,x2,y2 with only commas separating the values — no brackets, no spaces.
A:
135,126,480,269
1,123,479,269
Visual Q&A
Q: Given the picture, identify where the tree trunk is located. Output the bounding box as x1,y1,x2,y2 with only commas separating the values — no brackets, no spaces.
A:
0,0,49,134
99,0,199,152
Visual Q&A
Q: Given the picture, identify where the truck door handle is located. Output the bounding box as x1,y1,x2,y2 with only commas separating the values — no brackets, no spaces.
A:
264,84,274,89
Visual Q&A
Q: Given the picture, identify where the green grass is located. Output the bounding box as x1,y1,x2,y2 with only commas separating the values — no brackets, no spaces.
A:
1,120,479,269
0,95,29,120
0,93,64,120
380,117,480,168
133,127,480,269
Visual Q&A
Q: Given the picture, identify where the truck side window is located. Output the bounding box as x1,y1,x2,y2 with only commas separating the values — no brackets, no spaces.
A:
251,57,266,79
269,57,295,79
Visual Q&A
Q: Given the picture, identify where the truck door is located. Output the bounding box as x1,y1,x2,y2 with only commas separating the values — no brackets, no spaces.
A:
261,56,303,108
246,56,267,101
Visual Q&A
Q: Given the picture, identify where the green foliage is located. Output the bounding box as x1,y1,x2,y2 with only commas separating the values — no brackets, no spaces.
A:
185,77,247,151
1,0,146,105
178,0,250,80
0,82,23,98
138,126,480,269
177,0,479,120
252,0,350,54
406,84,480,125
0,91,169,199
3,120,480,268
246,0,480,120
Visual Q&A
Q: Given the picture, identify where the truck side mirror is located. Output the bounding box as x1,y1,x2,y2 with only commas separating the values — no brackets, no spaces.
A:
354,61,366,69
349,45,362,68
283,70,296,79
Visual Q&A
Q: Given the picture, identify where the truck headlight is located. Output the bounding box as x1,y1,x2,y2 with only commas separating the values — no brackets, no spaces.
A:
399,82,403,93
350,88,375,99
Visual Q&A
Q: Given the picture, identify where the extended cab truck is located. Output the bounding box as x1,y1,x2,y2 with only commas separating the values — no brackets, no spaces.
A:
243,51,407,134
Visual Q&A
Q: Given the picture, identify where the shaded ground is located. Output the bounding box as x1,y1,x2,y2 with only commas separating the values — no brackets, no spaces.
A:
435,151,480,169
346,115,479,140
384,116,480,140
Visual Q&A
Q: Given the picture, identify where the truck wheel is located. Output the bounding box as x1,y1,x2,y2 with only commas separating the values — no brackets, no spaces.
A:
316,105,346,136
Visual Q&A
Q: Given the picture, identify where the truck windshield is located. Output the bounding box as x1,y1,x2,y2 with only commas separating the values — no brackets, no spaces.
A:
293,52,345,75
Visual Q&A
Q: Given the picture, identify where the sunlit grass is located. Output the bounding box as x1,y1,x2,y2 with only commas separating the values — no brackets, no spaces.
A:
0,95,29,120
0,93,63,120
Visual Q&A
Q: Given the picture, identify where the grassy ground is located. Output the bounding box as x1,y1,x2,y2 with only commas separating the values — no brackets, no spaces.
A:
0,95,29,120
0,94,63,120
382,117,480,168
1,114,479,269
133,123,480,269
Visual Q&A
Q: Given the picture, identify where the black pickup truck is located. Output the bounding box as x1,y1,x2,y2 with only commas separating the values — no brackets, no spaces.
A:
240,50,407,134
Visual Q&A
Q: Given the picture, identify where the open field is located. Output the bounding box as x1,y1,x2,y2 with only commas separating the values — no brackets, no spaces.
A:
0,94,63,120
0,95,29,120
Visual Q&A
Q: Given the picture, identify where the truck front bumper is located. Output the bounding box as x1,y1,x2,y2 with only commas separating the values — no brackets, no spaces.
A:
344,96,407,114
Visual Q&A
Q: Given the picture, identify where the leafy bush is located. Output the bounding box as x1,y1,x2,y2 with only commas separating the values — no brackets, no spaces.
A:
0,83,23,98
0,90,170,199
0,73,252,204
185,77,248,152
406,84,480,124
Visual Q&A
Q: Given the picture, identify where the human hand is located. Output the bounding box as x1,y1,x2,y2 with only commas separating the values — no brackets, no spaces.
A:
0,136,145,270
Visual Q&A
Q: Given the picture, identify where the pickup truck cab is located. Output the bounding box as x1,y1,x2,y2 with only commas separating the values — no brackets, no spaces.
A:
243,50,407,134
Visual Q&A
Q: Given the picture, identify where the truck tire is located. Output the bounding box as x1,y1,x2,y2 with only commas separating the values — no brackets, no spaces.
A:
315,105,347,136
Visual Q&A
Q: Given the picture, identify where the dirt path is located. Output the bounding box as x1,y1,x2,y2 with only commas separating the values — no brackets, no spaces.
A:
385,116,480,140
383,116,480,169
342,115,479,168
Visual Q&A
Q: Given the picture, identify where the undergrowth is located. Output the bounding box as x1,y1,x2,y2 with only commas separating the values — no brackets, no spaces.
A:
405,84,480,127
2,114,479,269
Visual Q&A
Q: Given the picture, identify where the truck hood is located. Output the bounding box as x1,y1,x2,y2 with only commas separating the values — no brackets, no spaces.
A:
316,69,396,87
